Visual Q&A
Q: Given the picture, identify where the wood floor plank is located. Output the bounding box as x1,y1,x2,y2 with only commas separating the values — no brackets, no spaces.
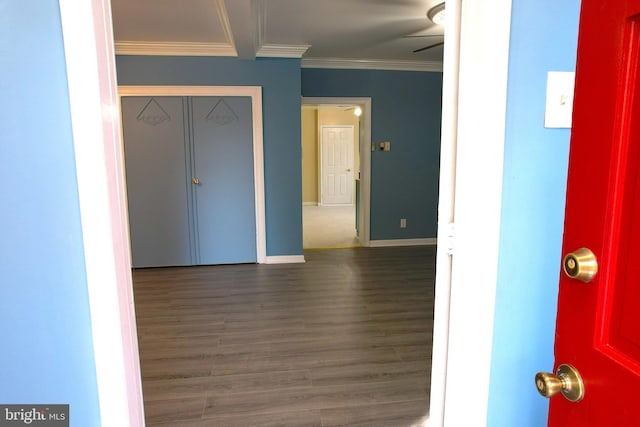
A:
309,360,430,387
201,379,426,419
143,397,205,425
395,345,434,362
210,347,401,376
154,410,323,427
138,322,225,338
141,357,214,380
136,313,227,326
143,370,312,401
320,400,429,427
138,335,220,350
217,323,384,346
138,342,223,362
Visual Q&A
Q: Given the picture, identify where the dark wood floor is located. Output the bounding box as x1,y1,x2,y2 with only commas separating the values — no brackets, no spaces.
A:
133,246,435,426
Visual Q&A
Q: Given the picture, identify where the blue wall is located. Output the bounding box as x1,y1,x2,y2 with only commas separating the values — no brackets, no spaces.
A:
0,2,101,425
302,69,442,240
116,60,442,248
116,56,303,256
487,0,581,425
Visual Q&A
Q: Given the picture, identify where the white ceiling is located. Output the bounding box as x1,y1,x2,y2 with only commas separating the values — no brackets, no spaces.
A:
110,0,445,71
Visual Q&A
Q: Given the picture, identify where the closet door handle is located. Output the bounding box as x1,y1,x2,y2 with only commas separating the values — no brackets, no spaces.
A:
192,178,200,185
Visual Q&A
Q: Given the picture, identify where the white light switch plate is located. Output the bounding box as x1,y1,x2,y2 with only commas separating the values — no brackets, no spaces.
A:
544,71,575,129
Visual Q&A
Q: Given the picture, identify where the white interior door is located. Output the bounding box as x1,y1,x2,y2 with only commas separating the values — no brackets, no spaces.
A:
321,125,354,205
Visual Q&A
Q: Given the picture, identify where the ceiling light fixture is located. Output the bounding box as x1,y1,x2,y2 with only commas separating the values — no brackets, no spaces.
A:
354,107,362,117
427,2,445,26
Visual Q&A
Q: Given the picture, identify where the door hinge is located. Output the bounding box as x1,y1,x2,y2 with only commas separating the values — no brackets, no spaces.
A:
446,222,454,255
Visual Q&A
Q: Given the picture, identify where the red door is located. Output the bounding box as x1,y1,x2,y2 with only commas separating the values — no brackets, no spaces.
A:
548,0,640,425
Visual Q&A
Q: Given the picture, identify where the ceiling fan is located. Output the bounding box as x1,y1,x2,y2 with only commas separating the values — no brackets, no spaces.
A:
407,35,444,53
407,2,445,53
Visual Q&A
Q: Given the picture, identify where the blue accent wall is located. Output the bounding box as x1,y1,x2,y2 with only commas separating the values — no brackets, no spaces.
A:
116,56,303,256
302,69,442,240
487,1,581,425
0,2,101,425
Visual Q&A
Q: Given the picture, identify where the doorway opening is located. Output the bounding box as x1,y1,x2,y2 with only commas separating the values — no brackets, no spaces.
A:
301,97,372,249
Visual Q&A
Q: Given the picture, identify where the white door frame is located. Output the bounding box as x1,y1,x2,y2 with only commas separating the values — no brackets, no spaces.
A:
118,85,267,265
59,0,144,425
302,97,371,247
429,0,513,426
320,125,355,206
59,0,511,425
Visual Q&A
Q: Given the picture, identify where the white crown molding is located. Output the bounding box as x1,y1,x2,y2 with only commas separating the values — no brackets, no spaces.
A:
257,44,311,58
301,57,443,72
115,41,237,56
254,0,267,47
215,0,236,50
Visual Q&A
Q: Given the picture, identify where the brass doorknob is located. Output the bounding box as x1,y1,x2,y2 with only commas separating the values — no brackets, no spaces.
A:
192,178,200,185
535,364,584,402
563,248,598,283
346,168,352,172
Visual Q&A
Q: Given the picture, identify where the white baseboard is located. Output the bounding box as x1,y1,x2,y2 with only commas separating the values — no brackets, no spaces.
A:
368,238,437,247
302,202,318,206
265,255,306,264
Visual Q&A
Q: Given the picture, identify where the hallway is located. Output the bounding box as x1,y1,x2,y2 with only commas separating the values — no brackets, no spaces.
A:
303,205,359,249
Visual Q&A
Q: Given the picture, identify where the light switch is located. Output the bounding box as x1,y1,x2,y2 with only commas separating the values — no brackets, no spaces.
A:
544,71,575,129
378,141,391,151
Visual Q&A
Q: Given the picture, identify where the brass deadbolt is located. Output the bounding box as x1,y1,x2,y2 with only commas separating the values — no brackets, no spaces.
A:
563,248,598,283
535,364,585,402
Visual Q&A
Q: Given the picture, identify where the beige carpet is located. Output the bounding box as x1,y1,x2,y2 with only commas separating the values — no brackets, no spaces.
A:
303,205,360,249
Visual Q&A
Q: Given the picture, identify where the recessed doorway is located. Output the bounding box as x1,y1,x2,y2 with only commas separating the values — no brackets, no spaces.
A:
301,99,371,249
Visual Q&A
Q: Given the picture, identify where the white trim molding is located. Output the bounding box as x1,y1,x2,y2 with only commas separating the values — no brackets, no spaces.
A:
257,44,311,58
117,85,267,265
301,57,443,72
429,0,462,423
369,238,437,247
115,41,237,57
224,0,258,59
215,0,237,52
265,255,306,264
254,0,267,48
59,0,144,425
251,0,311,59
114,0,239,58
435,0,513,425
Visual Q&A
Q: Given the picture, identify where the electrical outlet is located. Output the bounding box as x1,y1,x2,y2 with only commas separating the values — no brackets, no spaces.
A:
400,218,407,228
